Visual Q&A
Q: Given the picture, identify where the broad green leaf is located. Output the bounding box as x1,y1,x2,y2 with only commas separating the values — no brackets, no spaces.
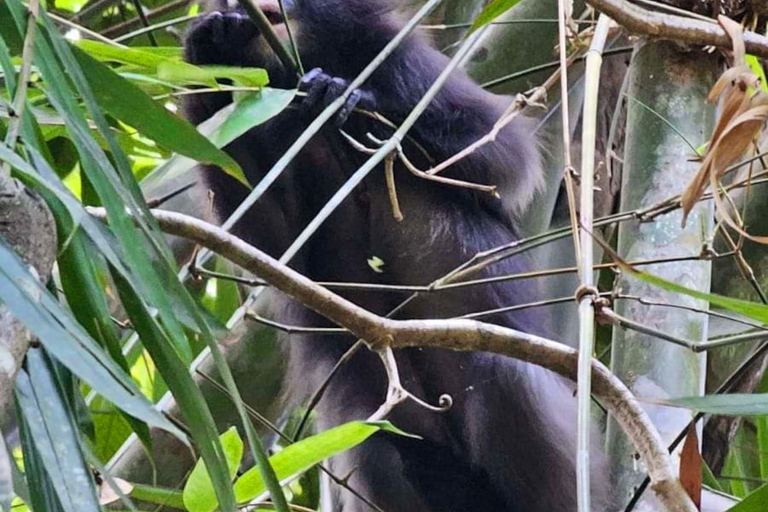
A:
129,484,185,509
212,89,296,148
15,349,101,512
158,62,269,88
469,0,524,33
0,239,184,440
141,88,294,194
183,427,244,512
75,40,181,73
54,0,85,13
726,483,768,511
669,393,768,415
111,270,237,512
234,422,405,503
71,46,247,186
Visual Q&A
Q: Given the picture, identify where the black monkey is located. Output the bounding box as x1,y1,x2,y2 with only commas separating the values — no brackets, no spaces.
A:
184,1,610,511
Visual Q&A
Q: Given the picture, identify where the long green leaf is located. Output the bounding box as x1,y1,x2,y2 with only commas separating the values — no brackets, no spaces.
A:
112,270,237,512
15,349,100,512
0,238,183,438
76,40,183,69
17,406,65,512
158,62,269,87
212,89,296,147
627,270,768,324
71,46,247,185
726,483,768,511
469,0,524,33
184,427,244,512
141,88,295,194
57,230,153,453
669,393,768,415
7,0,197,367
234,422,404,503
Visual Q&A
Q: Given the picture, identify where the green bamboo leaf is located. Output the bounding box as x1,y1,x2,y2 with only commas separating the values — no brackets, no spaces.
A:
75,40,184,73
141,88,294,197
668,393,768,416
12,2,195,363
469,0,524,33
158,62,269,88
234,421,408,503
129,483,185,509
626,269,768,324
17,407,66,512
726,483,768,511
0,238,184,440
212,89,295,147
57,230,153,453
184,427,245,512
594,234,768,324
112,270,237,512
15,349,101,512
71,47,247,186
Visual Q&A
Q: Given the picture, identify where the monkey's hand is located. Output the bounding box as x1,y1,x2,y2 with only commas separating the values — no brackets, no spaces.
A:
299,68,377,128
185,10,259,66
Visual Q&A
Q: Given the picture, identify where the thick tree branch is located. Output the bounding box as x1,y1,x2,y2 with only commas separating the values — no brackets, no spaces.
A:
586,0,768,58
89,206,695,511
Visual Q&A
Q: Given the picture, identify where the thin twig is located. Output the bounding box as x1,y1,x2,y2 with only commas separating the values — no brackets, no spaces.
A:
238,0,298,79
114,14,199,43
127,0,158,46
46,9,125,46
603,308,768,352
1,0,40,191
245,311,346,335
100,0,191,38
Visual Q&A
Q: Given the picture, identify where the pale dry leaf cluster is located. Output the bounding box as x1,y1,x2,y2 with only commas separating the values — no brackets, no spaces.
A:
680,15,768,242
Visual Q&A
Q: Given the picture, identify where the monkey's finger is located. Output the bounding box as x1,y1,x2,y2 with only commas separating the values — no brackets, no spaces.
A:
335,89,362,127
299,67,325,91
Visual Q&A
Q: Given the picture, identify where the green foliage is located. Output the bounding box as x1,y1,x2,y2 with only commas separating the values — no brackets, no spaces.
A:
133,421,400,511
469,0,524,33
184,428,245,512
234,422,407,504
726,484,768,511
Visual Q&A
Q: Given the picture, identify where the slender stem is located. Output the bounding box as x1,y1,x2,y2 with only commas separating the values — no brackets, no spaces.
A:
1,0,40,191
575,13,612,512
114,14,199,43
238,0,298,78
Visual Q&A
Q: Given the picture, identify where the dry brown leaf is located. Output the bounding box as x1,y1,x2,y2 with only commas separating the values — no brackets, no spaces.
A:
708,104,768,242
707,66,750,103
708,72,752,143
679,424,702,511
680,16,768,227
98,476,134,505
719,15,745,65
680,157,714,223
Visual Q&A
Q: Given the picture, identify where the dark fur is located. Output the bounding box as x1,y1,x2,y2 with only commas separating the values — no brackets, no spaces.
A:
184,1,609,510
